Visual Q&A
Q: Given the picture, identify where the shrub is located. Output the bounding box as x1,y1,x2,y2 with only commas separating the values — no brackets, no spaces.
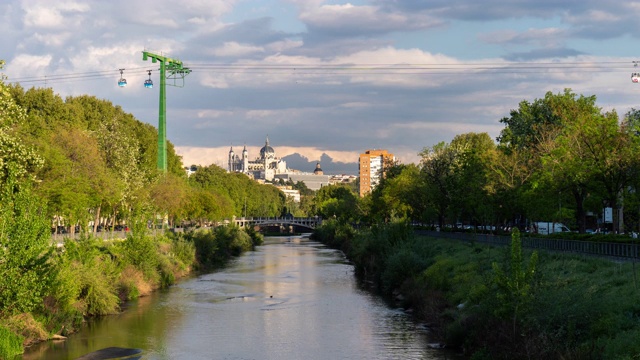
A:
421,258,455,291
380,243,431,294
0,172,55,316
123,232,159,282
77,259,120,316
230,228,253,256
189,230,217,269
244,226,264,247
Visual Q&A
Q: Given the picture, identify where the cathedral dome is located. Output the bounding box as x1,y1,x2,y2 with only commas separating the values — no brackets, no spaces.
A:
260,136,275,158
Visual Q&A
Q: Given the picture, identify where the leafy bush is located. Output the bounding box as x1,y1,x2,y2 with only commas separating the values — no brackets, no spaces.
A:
190,230,220,269
244,226,264,247
123,231,159,283
77,259,120,316
421,258,455,291
380,242,432,294
0,171,55,316
171,234,197,267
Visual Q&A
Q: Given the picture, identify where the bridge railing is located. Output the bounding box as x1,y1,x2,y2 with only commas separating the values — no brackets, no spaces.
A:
230,217,322,228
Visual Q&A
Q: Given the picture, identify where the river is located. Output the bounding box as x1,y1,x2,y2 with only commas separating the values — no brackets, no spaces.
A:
23,236,460,360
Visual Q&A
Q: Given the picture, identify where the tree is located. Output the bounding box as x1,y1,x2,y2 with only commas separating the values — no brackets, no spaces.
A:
449,133,496,227
419,141,460,229
313,185,360,223
498,89,610,232
149,173,190,227
369,163,424,223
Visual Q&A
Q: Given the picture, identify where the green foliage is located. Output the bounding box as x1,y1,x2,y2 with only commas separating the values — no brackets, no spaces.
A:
313,184,361,223
422,258,455,291
326,220,416,288
310,218,356,254
123,231,160,282
169,234,197,268
187,226,255,270
0,167,55,317
188,164,285,221
380,240,432,294
0,324,23,360
77,258,120,316
491,229,539,335
214,226,253,257
244,226,264,247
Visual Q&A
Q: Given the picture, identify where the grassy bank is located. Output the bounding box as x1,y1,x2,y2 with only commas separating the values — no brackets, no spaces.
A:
312,219,640,360
0,225,262,359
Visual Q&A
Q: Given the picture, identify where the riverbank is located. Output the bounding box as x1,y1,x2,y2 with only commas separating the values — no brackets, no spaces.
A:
0,225,262,359
311,220,640,360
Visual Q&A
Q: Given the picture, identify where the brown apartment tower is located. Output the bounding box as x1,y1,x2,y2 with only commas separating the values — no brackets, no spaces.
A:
359,149,395,197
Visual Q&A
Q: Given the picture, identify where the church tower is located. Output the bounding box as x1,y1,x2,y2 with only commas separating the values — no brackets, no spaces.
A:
228,146,235,172
242,145,248,173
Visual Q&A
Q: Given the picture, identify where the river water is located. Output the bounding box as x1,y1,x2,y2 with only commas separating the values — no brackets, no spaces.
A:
24,236,458,360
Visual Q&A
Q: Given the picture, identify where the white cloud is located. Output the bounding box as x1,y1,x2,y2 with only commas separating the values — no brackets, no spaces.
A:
22,1,89,29
197,109,234,118
7,54,52,77
210,42,264,57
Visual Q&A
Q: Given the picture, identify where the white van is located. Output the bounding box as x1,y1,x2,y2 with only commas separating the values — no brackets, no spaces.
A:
531,222,571,235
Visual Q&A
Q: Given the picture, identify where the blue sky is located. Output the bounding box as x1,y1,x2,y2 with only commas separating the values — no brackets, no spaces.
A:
2,0,640,172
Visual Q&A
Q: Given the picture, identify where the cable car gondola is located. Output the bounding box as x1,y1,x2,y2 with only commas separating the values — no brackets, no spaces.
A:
144,70,153,88
118,69,127,87
632,73,640,83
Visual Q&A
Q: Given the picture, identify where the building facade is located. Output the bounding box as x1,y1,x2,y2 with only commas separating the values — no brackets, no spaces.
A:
228,136,288,181
359,149,395,197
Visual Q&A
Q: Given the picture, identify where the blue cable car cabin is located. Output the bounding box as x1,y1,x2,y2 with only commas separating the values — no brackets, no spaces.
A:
144,70,153,88
118,69,127,87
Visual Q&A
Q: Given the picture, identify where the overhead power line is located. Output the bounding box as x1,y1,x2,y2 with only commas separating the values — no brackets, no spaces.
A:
3,60,637,87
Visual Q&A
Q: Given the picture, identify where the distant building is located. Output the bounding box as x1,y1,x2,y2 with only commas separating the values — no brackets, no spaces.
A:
228,136,288,181
359,149,395,197
329,174,357,185
277,187,301,203
313,162,323,175
274,173,330,191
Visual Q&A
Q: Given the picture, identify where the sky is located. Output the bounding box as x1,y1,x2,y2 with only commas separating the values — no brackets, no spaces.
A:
3,0,640,174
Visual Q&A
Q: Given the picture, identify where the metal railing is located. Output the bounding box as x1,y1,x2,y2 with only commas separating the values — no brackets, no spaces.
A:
418,230,640,260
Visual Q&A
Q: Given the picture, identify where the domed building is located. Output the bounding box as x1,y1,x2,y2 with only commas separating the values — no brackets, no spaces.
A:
228,136,288,181
313,162,323,175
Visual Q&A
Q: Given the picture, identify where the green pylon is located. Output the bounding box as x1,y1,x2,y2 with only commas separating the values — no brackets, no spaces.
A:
142,51,191,173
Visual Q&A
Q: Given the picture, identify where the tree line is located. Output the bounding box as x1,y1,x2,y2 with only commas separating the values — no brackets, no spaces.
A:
333,89,640,235
3,81,290,233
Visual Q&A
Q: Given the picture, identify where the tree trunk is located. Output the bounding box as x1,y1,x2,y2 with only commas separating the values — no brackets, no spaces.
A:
93,205,101,233
572,188,586,233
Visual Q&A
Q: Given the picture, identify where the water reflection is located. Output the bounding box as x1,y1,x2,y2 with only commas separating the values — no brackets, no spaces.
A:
24,236,458,360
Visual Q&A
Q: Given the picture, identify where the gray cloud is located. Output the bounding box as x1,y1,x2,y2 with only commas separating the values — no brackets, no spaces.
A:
4,0,640,167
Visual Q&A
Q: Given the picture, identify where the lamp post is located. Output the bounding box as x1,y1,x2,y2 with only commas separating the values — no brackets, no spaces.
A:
142,51,191,173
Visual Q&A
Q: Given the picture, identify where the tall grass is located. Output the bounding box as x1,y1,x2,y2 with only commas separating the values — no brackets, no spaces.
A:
0,324,23,359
